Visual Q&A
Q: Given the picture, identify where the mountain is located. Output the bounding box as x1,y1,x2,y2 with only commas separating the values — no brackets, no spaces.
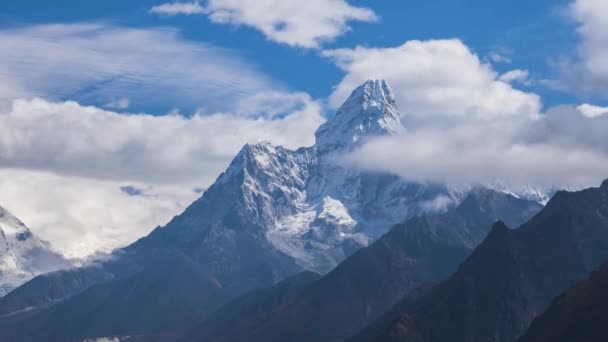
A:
0,206,70,297
518,261,608,342
0,80,457,312
181,271,321,342
0,80,551,340
368,179,608,342
184,188,541,342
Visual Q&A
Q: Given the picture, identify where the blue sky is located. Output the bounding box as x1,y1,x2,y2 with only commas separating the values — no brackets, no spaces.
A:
0,0,592,113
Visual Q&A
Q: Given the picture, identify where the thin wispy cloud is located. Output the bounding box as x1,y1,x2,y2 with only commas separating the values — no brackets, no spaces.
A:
149,1,204,16
499,69,531,85
0,23,280,112
322,38,608,189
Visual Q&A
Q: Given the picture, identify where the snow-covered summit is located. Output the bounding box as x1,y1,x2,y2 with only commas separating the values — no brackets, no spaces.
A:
315,79,403,153
0,206,71,296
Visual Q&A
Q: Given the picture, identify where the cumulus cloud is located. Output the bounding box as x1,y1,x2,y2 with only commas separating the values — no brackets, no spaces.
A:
200,0,377,48
323,39,541,122
149,1,204,16
0,23,279,112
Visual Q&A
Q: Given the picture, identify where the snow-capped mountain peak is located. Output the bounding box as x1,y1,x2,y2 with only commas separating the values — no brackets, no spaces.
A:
315,79,403,153
0,206,30,238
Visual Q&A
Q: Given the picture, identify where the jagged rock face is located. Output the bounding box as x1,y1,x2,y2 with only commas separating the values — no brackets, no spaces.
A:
0,206,70,296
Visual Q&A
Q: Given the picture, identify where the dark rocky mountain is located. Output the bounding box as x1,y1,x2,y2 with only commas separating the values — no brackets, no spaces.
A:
518,261,608,342
182,271,321,342
369,179,608,342
183,188,541,342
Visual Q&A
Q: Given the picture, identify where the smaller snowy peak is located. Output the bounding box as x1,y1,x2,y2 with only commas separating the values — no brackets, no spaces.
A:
0,205,71,297
315,79,403,153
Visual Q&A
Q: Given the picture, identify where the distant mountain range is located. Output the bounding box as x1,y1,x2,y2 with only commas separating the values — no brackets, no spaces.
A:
0,80,588,342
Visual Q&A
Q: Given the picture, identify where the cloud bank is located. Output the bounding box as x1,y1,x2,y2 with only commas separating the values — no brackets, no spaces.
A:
341,107,608,188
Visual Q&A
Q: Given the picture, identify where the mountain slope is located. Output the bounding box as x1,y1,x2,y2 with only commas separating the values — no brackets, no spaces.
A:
372,179,608,342
186,188,541,342
182,271,321,342
518,261,608,342
0,252,229,342
0,206,71,297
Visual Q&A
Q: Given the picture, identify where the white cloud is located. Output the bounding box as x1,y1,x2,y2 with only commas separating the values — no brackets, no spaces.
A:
149,1,204,16
0,169,197,259
340,104,608,189
0,95,323,186
553,0,608,95
577,103,608,117
321,38,606,190
105,98,130,110
323,39,541,122
499,69,531,85
488,51,512,64
0,22,327,260
201,0,378,48
0,96,324,258
0,23,279,112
